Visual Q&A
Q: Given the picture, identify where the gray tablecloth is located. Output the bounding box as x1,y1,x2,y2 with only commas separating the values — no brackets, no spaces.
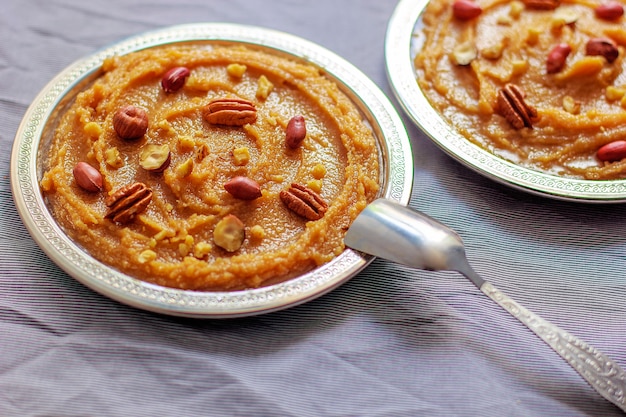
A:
2,1,626,416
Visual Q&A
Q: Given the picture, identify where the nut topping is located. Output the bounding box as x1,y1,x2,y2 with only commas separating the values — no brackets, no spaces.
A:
286,115,307,149
452,42,478,66
497,83,538,129
113,105,149,140
546,43,571,74
452,0,483,20
105,182,152,224
161,66,190,93
139,144,171,172
595,1,624,20
279,183,328,221
522,0,560,9
73,162,103,192
213,214,245,252
585,38,619,63
597,140,626,162
203,97,257,126
224,176,262,200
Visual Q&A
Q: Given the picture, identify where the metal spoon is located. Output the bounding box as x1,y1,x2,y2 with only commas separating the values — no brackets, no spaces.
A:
344,198,626,412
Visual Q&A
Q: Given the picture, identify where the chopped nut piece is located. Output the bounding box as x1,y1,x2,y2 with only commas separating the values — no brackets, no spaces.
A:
525,28,542,45
84,122,102,138
249,225,265,241
232,146,250,166
509,1,524,18
227,63,247,78
105,147,124,168
256,75,274,100
496,15,513,25
452,42,477,66
176,157,194,178
139,144,171,172
511,60,529,76
177,135,195,151
194,144,209,162
213,214,245,252
606,86,626,101
193,242,212,258
179,242,191,256
311,163,327,179
482,40,507,60
562,96,581,114
138,249,157,264
551,9,580,29
307,179,323,193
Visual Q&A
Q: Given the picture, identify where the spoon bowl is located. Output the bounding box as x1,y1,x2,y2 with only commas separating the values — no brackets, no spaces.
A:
345,198,626,412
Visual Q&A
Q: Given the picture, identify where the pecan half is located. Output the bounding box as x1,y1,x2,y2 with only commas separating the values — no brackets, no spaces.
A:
522,0,560,9
279,183,328,221
203,97,257,126
105,182,153,224
497,84,538,130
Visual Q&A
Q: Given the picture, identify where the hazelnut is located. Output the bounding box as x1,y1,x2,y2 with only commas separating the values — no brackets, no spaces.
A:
286,115,307,149
213,214,245,252
73,161,103,192
224,176,262,200
586,38,619,63
161,66,190,93
139,144,171,172
113,105,148,140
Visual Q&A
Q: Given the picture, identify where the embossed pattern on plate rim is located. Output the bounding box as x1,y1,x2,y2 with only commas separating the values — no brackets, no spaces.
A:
10,23,413,318
386,0,626,203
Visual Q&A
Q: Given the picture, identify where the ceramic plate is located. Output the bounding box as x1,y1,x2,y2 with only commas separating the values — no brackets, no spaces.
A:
11,23,413,318
386,0,626,202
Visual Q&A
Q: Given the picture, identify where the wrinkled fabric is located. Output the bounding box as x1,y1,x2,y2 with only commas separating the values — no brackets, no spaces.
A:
1,1,626,416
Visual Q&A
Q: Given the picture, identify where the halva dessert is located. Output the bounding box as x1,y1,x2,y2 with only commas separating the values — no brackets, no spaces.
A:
40,43,380,291
415,0,626,179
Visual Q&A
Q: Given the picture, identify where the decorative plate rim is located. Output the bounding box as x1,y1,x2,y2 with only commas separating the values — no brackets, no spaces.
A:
385,0,626,203
10,23,413,318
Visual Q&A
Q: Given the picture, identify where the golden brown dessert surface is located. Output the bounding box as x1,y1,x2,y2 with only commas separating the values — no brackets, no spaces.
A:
41,43,379,291
415,0,626,179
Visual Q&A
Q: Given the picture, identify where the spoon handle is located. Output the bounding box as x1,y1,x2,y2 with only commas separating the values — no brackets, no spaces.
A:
481,281,626,412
